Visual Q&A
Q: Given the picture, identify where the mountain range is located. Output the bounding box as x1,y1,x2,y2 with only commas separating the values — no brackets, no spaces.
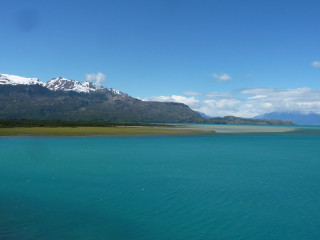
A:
0,73,121,94
255,112,320,125
0,73,294,125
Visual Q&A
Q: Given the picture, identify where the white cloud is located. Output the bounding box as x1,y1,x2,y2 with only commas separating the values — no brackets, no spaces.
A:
311,61,320,67
247,95,267,100
86,72,106,85
212,73,232,82
239,87,320,116
204,92,234,99
144,95,200,108
240,88,275,95
142,88,320,118
182,91,202,96
199,99,241,116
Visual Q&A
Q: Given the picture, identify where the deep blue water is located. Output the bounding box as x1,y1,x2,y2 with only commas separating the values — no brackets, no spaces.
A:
1,133,320,239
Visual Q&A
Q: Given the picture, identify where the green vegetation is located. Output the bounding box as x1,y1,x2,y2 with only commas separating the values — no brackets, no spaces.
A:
0,119,168,128
0,126,214,136
0,120,214,136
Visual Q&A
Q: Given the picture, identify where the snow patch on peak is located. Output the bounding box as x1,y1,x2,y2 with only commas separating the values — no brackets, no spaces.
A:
109,88,121,95
108,88,128,96
0,73,127,96
0,73,44,86
45,77,104,93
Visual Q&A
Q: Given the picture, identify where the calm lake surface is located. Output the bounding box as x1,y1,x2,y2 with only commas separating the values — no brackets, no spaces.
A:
1,129,320,239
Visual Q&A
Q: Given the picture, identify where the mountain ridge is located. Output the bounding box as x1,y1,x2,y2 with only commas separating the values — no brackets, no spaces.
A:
255,112,320,125
0,73,294,125
0,84,204,123
0,73,124,95
0,73,44,86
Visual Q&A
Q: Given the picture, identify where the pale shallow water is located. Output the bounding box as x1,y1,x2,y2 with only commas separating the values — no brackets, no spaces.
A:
187,124,296,133
1,130,320,239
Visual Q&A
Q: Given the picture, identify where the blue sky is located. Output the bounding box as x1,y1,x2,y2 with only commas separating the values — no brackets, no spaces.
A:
1,0,320,117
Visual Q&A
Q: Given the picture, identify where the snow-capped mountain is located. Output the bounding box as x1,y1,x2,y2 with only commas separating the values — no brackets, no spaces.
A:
109,88,122,95
0,73,294,125
0,73,125,95
45,77,104,93
0,73,44,86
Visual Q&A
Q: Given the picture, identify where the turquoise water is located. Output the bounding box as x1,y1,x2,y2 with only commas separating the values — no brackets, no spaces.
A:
1,133,320,239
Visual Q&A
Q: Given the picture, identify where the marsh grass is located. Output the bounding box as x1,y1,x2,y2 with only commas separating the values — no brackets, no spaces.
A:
0,126,214,136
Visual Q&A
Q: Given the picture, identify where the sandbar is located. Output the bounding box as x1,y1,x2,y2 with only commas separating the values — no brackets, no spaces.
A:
182,124,296,134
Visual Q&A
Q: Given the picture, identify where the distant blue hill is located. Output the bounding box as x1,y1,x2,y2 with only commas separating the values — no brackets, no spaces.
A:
196,111,211,119
254,112,320,125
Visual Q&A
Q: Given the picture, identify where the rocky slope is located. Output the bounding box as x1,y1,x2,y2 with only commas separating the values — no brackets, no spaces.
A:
45,77,104,93
0,73,124,95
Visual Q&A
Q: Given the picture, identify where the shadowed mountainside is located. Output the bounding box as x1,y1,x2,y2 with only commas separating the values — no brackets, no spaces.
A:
0,85,204,123
0,85,294,125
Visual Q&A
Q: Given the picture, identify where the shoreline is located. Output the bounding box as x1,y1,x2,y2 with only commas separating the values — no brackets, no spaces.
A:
0,124,304,137
183,124,297,134
0,125,319,137
0,126,215,137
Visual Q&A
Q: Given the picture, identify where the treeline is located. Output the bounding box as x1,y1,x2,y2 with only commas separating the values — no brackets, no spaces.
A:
0,119,167,128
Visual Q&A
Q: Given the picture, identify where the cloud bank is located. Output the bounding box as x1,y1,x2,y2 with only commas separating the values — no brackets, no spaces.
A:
142,88,320,118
